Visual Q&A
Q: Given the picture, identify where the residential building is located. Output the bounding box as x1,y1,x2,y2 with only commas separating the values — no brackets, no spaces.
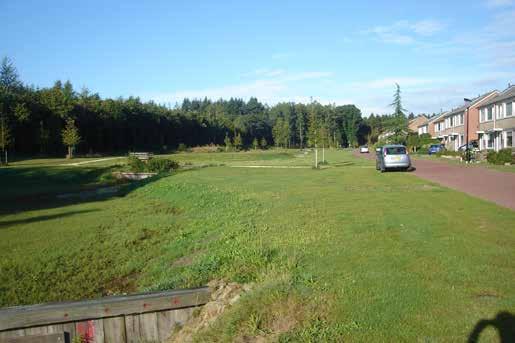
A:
408,115,428,133
477,85,515,151
429,111,449,140
430,91,498,151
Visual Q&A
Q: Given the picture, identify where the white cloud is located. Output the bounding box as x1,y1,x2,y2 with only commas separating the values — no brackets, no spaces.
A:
363,19,445,44
485,0,514,8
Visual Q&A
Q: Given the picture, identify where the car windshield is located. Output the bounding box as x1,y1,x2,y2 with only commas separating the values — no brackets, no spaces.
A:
430,145,440,148
386,147,406,155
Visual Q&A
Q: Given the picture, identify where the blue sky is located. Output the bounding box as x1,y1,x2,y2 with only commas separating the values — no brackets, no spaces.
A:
1,0,514,115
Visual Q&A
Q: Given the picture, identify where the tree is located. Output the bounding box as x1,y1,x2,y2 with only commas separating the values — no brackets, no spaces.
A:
233,132,242,150
296,105,306,148
390,83,406,116
307,105,320,167
62,117,80,158
260,137,267,149
224,133,232,151
252,137,258,150
319,124,329,163
0,115,11,165
0,57,22,92
14,103,30,122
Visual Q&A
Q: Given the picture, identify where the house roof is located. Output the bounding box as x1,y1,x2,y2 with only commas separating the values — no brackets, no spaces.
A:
429,90,498,121
428,111,450,123
478,85,515,108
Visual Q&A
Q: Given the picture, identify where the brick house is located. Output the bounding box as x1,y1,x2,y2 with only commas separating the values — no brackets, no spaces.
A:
408,115,428,134
477,85,515,151
429,91,498,151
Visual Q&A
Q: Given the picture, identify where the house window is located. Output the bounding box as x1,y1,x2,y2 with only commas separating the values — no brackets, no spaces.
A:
487,107,493,120
487,134,494,148
507,131,513,147
497,105,503,119
450,116,454,127
507,102,513,117
480,108,485,122
460,113,464,125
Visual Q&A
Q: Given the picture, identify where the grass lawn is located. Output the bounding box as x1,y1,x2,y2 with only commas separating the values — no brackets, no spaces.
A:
0,150,513,341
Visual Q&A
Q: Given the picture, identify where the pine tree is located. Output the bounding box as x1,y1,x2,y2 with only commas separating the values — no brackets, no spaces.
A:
0,115,11,165
62,117,80,159
390,83,406,116
0,57,22,92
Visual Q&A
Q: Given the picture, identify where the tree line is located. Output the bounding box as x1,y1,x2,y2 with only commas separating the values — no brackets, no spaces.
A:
0,57,407,161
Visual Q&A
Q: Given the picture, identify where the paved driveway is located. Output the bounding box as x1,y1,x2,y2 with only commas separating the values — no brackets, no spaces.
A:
354,151,515,210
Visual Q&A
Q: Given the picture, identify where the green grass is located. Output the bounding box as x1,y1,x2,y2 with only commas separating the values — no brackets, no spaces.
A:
0,150,513,341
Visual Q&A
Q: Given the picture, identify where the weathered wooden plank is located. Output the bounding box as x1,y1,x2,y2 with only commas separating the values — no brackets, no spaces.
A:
0,288,210,331
138,312,158,342
23,327,48,337
156,310,175,342
103,317,125,343
1,333,66,343
0,329,25,341
91,319,104,343
173,307,195,326
60,323,75,341
124,315,140,343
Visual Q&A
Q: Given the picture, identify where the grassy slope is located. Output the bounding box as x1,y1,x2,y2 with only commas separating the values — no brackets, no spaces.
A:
0,150,513,341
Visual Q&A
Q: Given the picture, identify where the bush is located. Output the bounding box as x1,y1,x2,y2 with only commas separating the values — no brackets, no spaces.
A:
146,158,179,172
127,155,146,172
127,156,179,173
177,143,189,152
487,149,513,165
416,147,428,155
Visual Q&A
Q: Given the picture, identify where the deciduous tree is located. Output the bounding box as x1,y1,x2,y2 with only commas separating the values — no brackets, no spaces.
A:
62,117,80,159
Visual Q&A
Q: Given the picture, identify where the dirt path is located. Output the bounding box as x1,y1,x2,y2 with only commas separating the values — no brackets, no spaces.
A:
354,150,515,210
60,157,122,166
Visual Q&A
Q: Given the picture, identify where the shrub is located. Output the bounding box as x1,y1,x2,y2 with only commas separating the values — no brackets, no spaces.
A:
147,158,179,172
127,155,146,172
190,144,220,153
177,143,188,152
416,147,429,155
487,149,513,165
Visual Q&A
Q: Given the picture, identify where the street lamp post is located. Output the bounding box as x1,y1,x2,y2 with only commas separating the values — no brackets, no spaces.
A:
464,98,472,162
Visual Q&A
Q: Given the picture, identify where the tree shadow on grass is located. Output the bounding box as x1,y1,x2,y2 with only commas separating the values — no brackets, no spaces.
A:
0,168,171,216
0,209,100,229
467,311,515,342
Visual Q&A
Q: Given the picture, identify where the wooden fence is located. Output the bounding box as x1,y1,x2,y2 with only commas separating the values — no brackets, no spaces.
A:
0,287,210,343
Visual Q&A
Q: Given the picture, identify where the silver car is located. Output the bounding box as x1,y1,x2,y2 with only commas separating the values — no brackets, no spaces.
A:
376,144,411,172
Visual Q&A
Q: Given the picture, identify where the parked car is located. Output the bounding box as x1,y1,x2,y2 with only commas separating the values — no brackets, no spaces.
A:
428,144,445,155
359,145,369,153
458,140,479,152
376,144,411,172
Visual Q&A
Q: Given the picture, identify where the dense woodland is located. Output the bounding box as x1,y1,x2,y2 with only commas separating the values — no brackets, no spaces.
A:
0,57,409,158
